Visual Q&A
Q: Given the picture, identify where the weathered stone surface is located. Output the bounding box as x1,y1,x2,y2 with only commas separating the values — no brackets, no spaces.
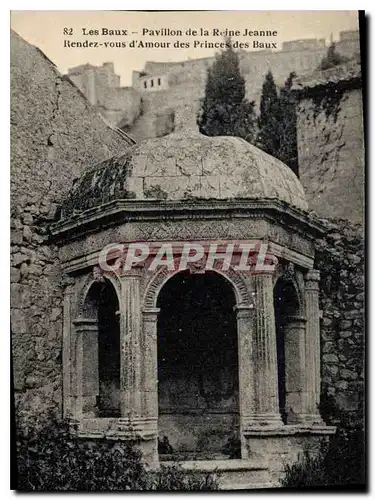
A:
339,330,352,339
11,29,131,421
340,369,358,380
325,364,339,377
316,218,364,426
61,131,308,218
340,320,353,330
10,267,21,283
12,252,28,267
335,392,359,412
323,354,339,363
335,380,348,390
295,79,364,225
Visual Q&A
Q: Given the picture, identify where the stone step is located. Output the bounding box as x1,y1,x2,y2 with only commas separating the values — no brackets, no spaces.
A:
160,453,231,461
162,459,274,490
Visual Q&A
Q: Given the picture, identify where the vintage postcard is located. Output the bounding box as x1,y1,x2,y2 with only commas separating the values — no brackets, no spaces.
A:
10,10,365,491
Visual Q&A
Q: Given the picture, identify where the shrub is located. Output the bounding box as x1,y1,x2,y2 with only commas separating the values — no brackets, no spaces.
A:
15,415,219,491
16,416,147,491
281,425,366,489
147,465,219,491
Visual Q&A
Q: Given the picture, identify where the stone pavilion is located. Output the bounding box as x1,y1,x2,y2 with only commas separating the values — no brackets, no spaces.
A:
51,131,335,488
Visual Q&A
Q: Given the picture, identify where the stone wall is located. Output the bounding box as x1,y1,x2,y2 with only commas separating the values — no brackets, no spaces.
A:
98,87,141,129
128,81,202,141
10,30,130,421
68,62,121,106
128,48,328,141
296,85,364,226
316,218,364,427
140,38,357,92
68,63,141,130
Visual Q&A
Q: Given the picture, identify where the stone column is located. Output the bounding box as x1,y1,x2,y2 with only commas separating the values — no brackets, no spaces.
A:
142,308,160,421
119,268,143,418
251,272,283,426
284,315,308,423
62,282,74,418
304,270,324,424
73,318,99,418
236,304,256,457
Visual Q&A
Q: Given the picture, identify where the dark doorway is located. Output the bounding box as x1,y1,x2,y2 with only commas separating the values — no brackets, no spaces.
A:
97,281,120,417
157,271,240,459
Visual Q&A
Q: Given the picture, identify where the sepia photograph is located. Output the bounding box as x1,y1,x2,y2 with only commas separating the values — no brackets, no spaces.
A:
10,9,365,491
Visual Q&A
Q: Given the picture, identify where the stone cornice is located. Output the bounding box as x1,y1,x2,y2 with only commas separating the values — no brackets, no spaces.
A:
50,198,326,243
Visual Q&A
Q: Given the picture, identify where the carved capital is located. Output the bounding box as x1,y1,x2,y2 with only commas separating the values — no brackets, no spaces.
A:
142,308,160,322
305,269,320,282
121,263,145,279
234,303,255,319
73,318,98,333
305,269,320,291
252,252,278,276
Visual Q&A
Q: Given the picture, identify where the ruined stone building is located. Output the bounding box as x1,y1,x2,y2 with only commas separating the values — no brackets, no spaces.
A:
11,28,364,489
67,30,360,141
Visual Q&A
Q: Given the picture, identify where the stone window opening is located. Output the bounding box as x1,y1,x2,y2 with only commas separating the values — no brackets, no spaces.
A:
144,81,147,89
150,79,154,88
157,78,161,86
274,278,306,425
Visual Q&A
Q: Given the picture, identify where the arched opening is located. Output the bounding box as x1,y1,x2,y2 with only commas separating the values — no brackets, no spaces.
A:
274,278,303,424
156,270,240,460
82,279,120,417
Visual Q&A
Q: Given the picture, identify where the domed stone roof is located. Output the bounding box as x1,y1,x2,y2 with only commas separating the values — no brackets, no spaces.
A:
61,131,307,218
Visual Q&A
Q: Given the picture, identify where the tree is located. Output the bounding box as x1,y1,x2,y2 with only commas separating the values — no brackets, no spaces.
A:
278,72,299,176
319,42,349,70
197,41,257,143
256,71,299,176
256,70,280,158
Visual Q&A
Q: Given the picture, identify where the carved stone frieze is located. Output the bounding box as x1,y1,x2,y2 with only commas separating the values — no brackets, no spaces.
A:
59,215,315,274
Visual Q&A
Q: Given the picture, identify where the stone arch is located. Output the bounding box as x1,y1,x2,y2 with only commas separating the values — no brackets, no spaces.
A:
143,265,251,310
74,271,121,418
155,268,241,456
77,270,122,318
273,261,305,316
274,274,307,424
